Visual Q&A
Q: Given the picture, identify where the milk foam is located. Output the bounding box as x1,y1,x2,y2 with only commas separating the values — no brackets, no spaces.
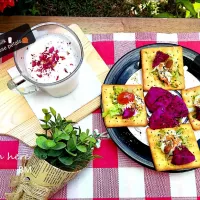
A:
24,34,78,83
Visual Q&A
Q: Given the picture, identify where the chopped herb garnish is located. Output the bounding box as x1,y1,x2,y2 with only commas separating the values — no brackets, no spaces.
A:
176,128,184,135
150,70,158,76
171,81,178,88
156,141,161,148
102,103,123,118
192,114,197,119
113,86,123,95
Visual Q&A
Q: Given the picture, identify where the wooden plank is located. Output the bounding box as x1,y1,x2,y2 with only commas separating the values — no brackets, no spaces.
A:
0,95,35,133
0,17,199,33
0,58,35,134
5,116,44,147
65,96,100,122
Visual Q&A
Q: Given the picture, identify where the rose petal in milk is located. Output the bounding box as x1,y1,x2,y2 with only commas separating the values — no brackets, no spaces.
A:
24,34,78,83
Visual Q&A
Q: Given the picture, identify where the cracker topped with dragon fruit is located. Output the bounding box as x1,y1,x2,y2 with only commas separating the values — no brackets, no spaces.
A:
147,124,200,171
141,46,185,91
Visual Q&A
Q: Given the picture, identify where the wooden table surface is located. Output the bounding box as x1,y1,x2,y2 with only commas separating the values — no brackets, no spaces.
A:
0,16,200,33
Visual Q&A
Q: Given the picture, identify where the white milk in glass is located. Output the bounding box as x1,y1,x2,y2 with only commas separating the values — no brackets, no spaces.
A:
24,34,81,97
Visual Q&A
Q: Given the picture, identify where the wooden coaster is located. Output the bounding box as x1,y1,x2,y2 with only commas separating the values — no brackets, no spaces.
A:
0,24,109,147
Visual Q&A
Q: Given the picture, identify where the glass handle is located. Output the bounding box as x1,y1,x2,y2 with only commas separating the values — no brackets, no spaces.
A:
7,75,39,95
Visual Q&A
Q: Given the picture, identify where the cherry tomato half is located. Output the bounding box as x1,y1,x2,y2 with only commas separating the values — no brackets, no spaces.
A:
117,92,135,105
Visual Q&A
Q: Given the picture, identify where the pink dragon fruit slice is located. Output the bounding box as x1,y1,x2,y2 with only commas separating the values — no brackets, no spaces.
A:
149,107,179,129
145,87,173,112
152,51,169,68
151,93,173,112
171,145,195,165
166,95,188,118
122,108,135,119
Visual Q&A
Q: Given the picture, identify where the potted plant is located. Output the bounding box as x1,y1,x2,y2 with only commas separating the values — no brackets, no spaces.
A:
6,107,101,200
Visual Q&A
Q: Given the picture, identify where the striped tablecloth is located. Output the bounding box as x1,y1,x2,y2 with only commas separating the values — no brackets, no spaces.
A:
1,32,200,200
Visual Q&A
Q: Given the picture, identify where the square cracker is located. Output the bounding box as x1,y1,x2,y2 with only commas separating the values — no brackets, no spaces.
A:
102,84,148,127
147,124,200,171
182,86,200,130
141,46,185,91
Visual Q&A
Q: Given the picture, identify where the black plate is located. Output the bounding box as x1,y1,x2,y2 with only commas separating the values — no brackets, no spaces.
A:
102,43,200,171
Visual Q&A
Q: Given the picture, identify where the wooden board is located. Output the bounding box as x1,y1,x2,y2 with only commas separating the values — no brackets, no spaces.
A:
0,24,109,147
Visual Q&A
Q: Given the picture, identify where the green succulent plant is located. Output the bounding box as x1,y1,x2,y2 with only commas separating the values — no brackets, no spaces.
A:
34,107,101,171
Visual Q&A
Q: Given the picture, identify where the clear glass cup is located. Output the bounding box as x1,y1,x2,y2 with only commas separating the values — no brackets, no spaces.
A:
7,22,83,97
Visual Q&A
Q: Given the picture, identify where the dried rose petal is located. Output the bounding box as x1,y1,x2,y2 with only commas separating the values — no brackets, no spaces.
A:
49,46,54,53
32,60,36,67
55,54,59,61
43,63,48,70
52,54,55,62
43,54,47,60
152,51,169,68
60,56,66,60
31,46,63,78
39,54,44,61
37,74,42,78
49,57,53,62
36,61,40,66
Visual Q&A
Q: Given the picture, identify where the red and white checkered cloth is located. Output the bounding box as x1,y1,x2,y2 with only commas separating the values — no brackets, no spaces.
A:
1,32,200,200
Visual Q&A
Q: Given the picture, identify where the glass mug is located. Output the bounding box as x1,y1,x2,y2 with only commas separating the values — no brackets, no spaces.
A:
7,22,83,97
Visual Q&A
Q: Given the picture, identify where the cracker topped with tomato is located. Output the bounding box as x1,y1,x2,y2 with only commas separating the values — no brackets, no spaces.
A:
101,84,147,127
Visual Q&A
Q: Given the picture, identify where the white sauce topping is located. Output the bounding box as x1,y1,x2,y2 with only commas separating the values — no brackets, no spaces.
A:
155,65,172,84
160,130,182,156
